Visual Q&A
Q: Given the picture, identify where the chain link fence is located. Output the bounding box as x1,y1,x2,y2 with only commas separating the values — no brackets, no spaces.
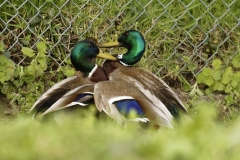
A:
1,0,239,80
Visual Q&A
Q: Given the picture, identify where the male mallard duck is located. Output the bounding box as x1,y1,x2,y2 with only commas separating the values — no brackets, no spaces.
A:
94,30,188,127
29,40,116,117
41,31,188,128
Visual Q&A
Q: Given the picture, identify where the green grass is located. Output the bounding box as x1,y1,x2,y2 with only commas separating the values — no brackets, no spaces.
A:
0,105,240,160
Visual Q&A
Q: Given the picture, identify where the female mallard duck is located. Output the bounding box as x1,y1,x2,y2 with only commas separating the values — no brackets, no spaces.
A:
94,30,188,127
29,40,116,117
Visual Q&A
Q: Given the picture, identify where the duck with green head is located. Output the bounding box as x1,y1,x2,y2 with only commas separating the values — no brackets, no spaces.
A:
29,40,116,117
39,30,188,128
93,30,188,128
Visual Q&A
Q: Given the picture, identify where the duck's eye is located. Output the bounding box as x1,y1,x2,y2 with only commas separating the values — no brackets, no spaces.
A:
125,31,130,36
88,43,93,47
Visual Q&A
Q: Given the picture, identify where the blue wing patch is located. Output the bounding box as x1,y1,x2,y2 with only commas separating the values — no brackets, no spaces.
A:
74,93,94,104
113,99,144,116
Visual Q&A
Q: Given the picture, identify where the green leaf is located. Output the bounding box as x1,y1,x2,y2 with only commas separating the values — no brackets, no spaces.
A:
22,47,34,57
187,63,198,71
183,82,191,92
0,40,5,52
224,66,233,75
231,80,238,88
64,68,76,77
36,41,47,54
221,67,233,84
3,51,11,59
225,95,233,104
26,64,36,75
217,83,225,91
205,88,213,94
202,67,212,77
19,66,25,78
21,35,31,45
5,66,15,81
221,75,231,84
212,81,225,91
212,81,219,91
235,72,240,82
38,57,47,70
22,74,35,83
196,72,205,83
0,55,6,65
231,58,240,68
196,89,204,96
37,51,46,58
225,86,231,93
204,78,214,87
35,65,44,77
212,59,222,70
0,72,5,83
212,70,221,80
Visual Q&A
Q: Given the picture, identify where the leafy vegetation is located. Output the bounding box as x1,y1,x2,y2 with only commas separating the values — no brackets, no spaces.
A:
0,0,239,116
0,41,75,113
196,54,240,120
0,105,240,160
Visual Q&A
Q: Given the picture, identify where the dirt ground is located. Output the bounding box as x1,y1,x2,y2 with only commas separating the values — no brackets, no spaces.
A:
0,94,16,121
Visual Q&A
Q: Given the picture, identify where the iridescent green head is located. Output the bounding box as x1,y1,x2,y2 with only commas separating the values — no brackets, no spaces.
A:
71,40,116,77
101,30,146,66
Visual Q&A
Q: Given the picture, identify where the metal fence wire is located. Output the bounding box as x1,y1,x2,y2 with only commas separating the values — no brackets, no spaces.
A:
0,0,240,80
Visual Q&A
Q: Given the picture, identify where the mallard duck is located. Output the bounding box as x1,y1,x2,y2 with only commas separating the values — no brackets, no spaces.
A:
41,30,188,128
29,40,116,117
94,30,188,127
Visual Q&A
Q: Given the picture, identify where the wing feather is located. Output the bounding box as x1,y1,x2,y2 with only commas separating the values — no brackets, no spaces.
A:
94,79,173,128
42,84,94,115
30,75,93,115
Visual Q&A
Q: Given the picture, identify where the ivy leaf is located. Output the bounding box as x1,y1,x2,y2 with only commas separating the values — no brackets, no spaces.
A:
202,67,212,77
212,70,221,81
22,47,34,57
212,59,222,69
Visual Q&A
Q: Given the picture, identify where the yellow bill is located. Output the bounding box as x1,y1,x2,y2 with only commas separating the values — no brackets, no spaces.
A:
99,41,120,48
97,49,117,60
